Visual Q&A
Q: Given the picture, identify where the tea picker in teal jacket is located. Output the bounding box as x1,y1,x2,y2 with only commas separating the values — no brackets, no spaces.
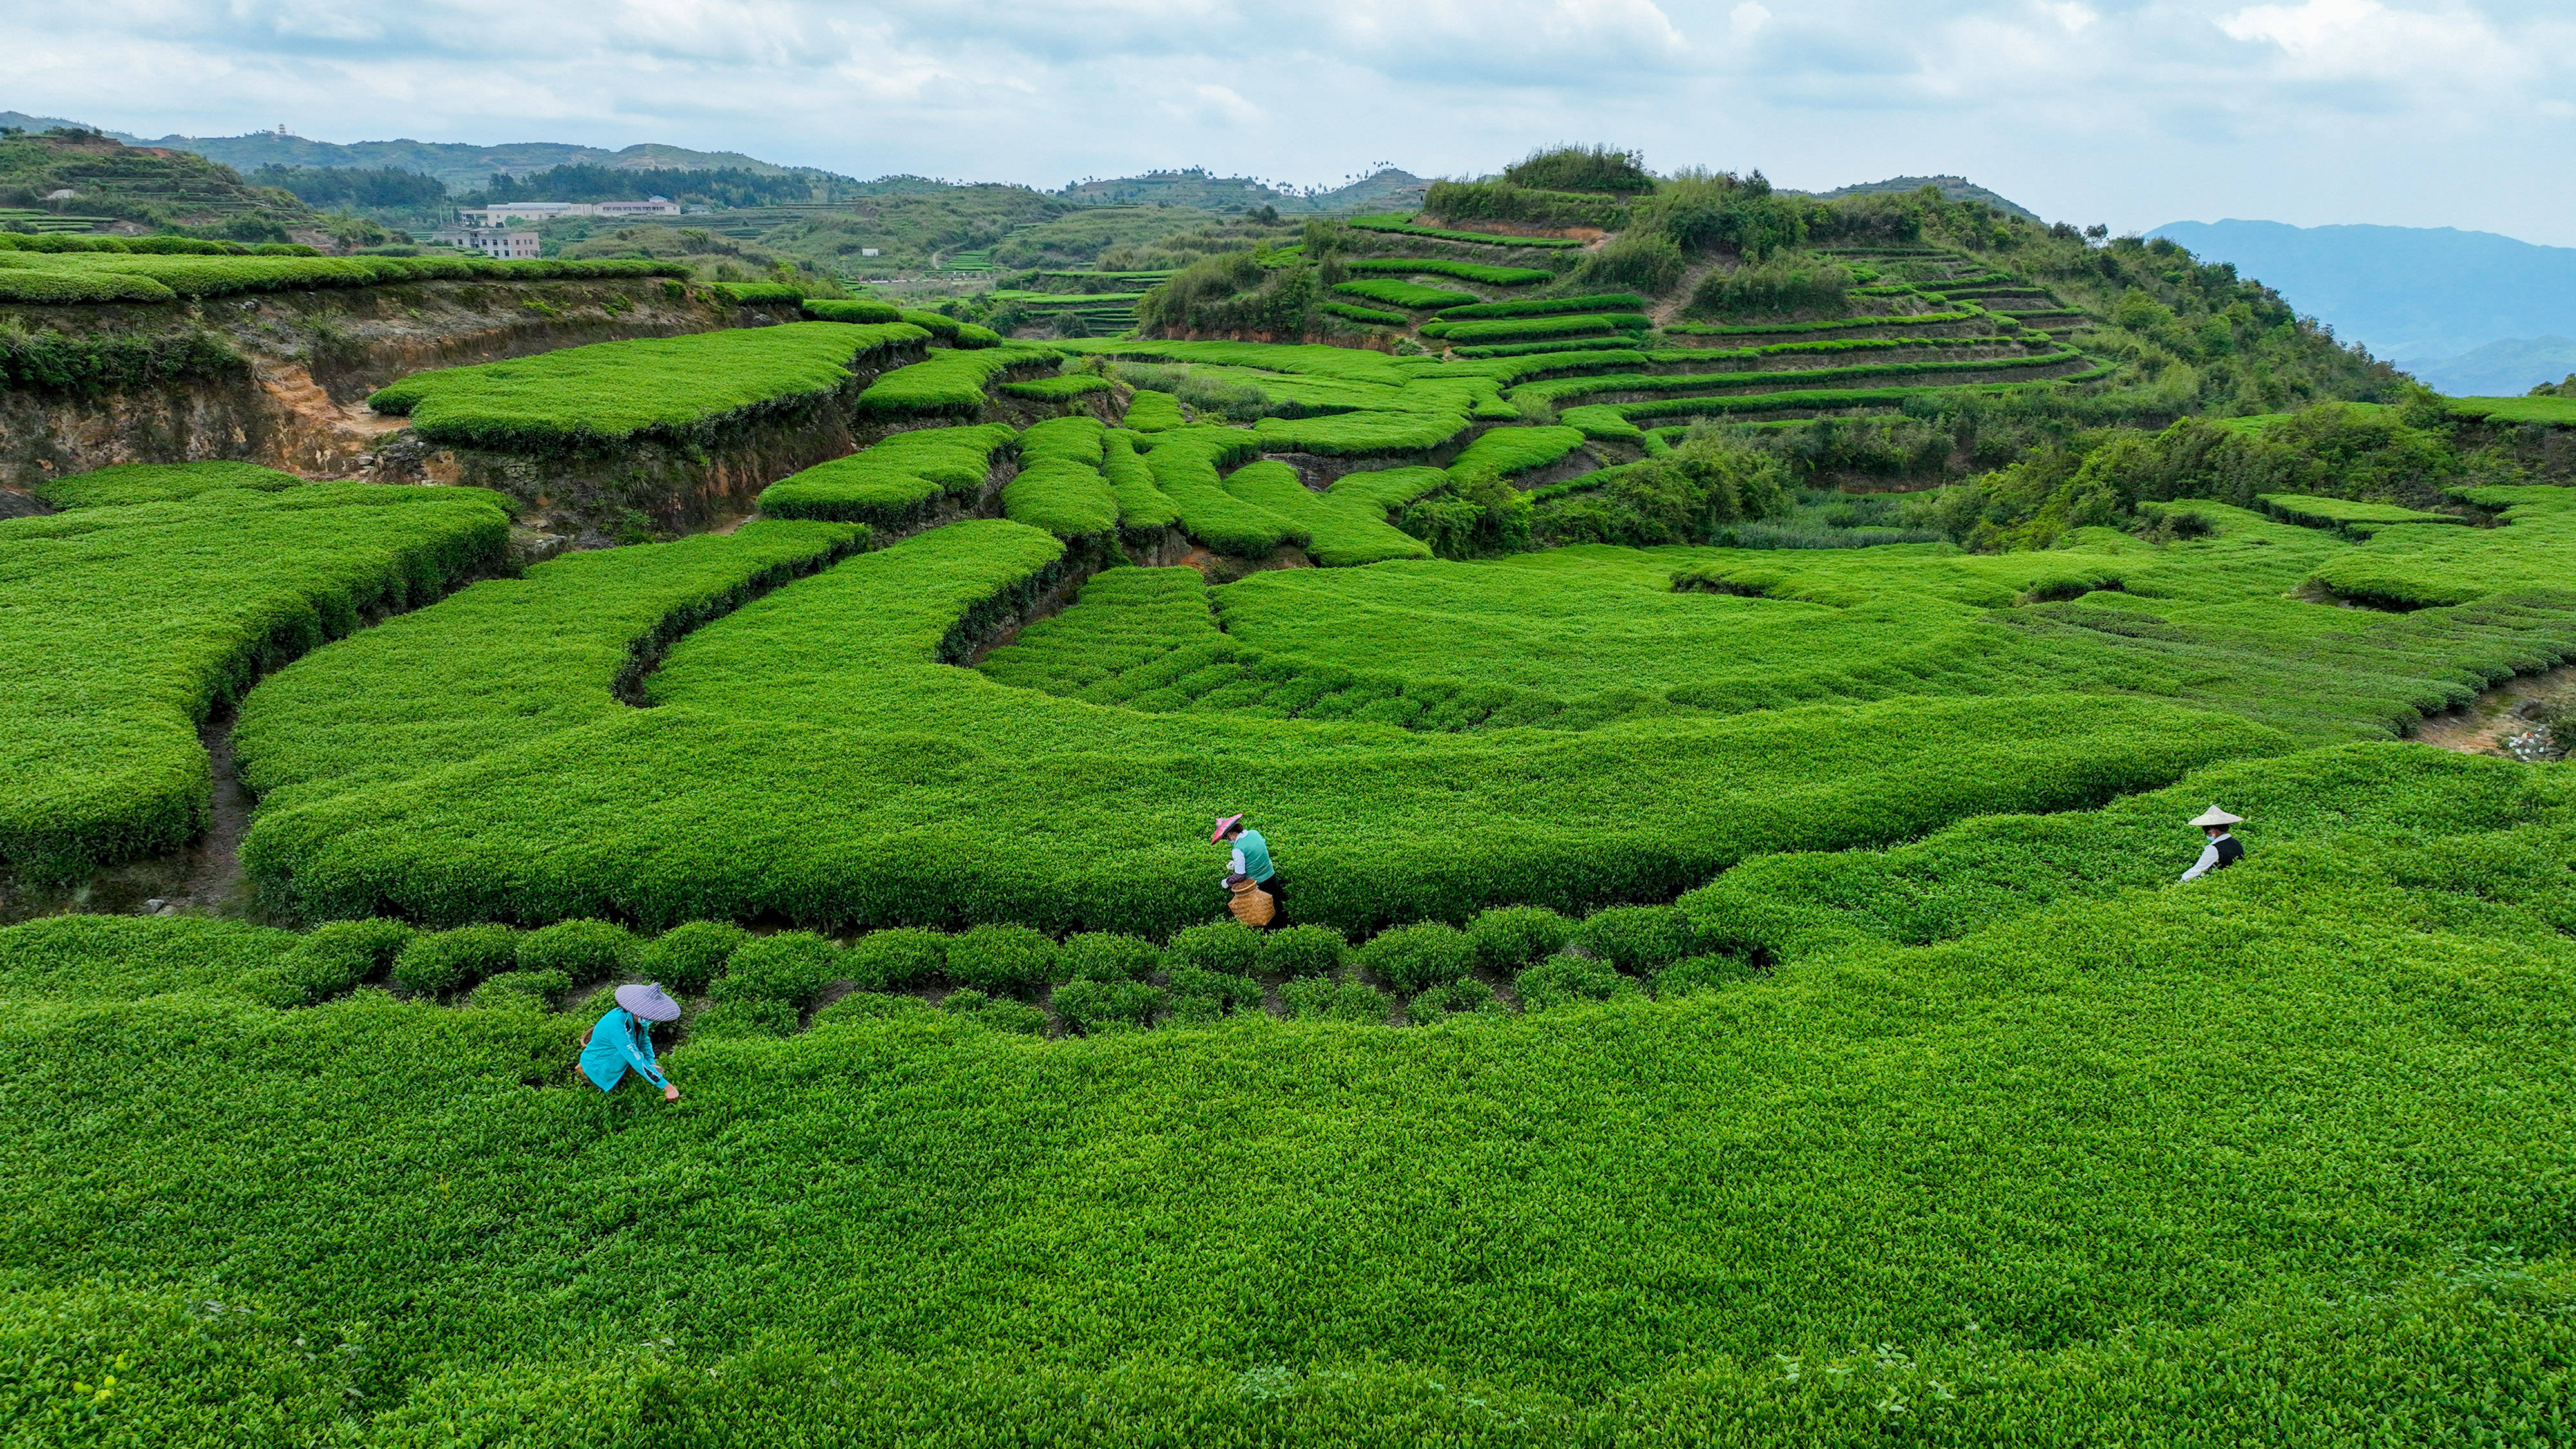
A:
580,983,683,1102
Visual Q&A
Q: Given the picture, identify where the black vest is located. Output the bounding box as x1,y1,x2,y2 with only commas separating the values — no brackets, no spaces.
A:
2210,835,2243,869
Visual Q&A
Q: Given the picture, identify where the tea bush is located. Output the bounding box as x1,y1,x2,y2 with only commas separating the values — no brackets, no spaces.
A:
1354,922,1473,991
1572,904,1694,972
711,931,839,1007
272,918,414,1007
693,994,800,1038
1320,301,1409,327
1219,459,1428,565
1101,430,1178,527
1466,905,1576,969
802,298,905,323
1347,214,1587,248
1001,459,1120,538
758,424,1013,531
1409,975,1506,1017
945,923,1057,994
1336,278,1481,311
33,460,306,509
842,927,946,990
1514,952,1640,1010
514,920,640,983
1653,952,1756,998
1261,924,1347,979
1423,313,1652,345
242,521,2291,936
638,920,749,994
1060,931,1162,981
390,924,520,999
0,482,511,878
1121,388,1186,431
368,323,928,450
857,344,1056,417
1347,256,1553,287
1167,920,1264,976
1051,976,1166,1033
1436,292,1647,321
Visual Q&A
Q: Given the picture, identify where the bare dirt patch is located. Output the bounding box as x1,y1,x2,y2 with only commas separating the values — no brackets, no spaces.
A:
2409,664,2574,761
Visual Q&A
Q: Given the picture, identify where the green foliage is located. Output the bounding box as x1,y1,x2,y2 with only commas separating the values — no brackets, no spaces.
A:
1320,300,1408,327
1424,181,1629,230
1514,952,1641,1010
711,931,839,1007
1334,278,1479,311
1144,427,1303,554
710,281,804,305
1567,235,1687,294
1502,144,1658,194
692,995,800,1038
1466,905,1576,970
1631,171,1814,260
1355,922,1473,991
1687,252,1855,319
1168,920,1264,976
844,927,946,990
1001,455,1120,538
368,323,926,451
468,969,570,1012
1531,435,1793,547
1137,252,1321,336
1397,470,1535,559
244,516,2287,936
1119,389,1185,431
1942,401,2468,550
811,990,933,1026
1218,460,1428,565
1408,975,1506,1018
1347,256,1553,287
391,924,520,998
759,423,1010,531
1050,976,1166,1033
638,920,750,994
1435,292,1646,321
1572,905,1694,972
802,298,905,323
33,460,305,509
270,918,414,1007
1345,214,1585,249
857,344,1055,418
945,923,1057,994
1653,952,1758,998
231,516,860,814
999,372,1113,401
0,322,245,392
1260,924,1347,979
513,920,640,983
0,484,510,880
1423,312,1651,345
1059,931,1162,982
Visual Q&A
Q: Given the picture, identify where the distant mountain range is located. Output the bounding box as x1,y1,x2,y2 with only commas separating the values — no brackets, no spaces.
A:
2150,219,2576,396
3,111,1423,214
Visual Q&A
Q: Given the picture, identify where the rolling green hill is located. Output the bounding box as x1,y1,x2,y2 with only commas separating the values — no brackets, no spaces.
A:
3,138,2573,1447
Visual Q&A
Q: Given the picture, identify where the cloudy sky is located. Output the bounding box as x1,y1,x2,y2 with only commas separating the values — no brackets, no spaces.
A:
8,0,2572,243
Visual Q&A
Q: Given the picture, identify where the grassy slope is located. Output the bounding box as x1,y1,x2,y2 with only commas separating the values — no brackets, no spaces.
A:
2,745,2570,1443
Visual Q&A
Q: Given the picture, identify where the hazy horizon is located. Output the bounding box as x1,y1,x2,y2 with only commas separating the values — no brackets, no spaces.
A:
9,0,2571,245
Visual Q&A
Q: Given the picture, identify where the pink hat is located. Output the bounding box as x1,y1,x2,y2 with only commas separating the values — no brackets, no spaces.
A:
1210,813,1244,844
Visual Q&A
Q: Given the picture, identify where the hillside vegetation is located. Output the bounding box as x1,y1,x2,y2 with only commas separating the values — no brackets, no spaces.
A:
1,140,2573,1446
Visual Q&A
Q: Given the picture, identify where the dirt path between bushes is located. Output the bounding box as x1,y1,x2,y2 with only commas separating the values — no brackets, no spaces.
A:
2409,664,2573,761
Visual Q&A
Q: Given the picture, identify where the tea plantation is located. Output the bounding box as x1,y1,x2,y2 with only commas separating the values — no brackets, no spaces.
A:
3,155,2574,1444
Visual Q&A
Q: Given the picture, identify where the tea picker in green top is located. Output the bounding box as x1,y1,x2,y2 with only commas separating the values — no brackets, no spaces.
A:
2179,804,2245,882
1213,813,1283,926
579,983,683,1101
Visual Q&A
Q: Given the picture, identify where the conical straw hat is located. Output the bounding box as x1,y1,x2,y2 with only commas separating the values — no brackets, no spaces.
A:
2188,804,2242,828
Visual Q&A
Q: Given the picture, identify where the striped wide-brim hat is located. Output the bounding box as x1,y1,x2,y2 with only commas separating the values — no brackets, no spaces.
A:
1210,813,1244,843
615,982,682,1022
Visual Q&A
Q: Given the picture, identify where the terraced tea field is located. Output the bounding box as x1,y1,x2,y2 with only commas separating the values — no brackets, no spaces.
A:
3,157,2573,1446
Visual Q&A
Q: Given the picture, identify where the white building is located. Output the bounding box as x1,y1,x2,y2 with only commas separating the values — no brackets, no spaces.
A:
426,227,544,259
457,196,682,227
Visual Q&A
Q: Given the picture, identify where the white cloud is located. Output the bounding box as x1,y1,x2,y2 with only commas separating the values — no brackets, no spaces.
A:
3,0,2573,242
2217,0,2528,90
